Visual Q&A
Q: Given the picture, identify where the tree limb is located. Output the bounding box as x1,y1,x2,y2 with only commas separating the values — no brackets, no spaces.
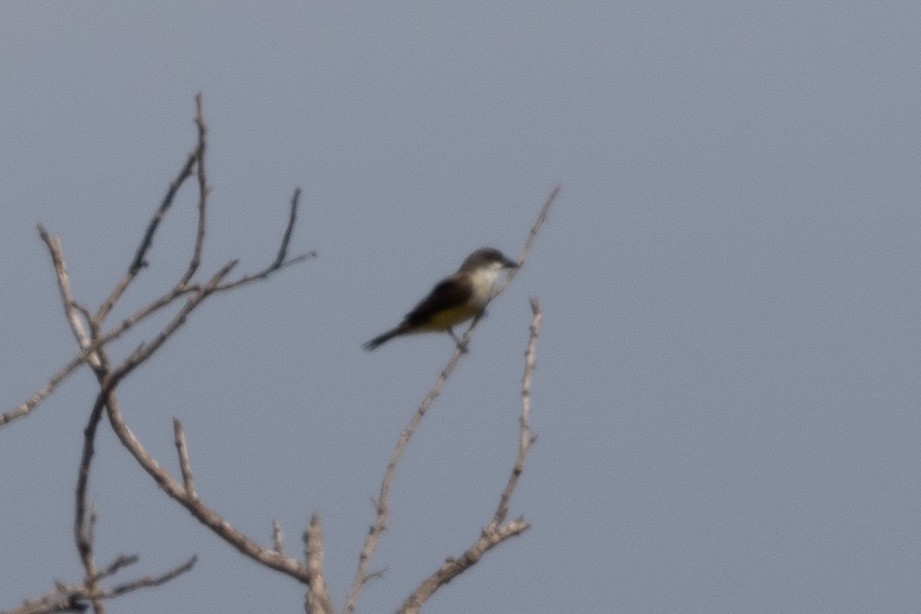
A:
304,514,335,614
3,96,316,614
396,299,542,614
2,555,196,614
345,187,558,613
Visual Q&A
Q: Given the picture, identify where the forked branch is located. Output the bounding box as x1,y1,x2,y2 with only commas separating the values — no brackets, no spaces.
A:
2,554,196,614
345,187,558,613
3,95,317,613
396,299,542,614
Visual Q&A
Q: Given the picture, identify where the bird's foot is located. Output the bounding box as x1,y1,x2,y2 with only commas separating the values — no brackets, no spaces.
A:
448,329,469,353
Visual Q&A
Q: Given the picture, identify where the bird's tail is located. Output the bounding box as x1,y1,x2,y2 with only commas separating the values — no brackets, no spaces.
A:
362,326,405,351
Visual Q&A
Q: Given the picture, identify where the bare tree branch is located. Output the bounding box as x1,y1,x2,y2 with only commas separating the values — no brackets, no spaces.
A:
212,189,315,293
494,297,541,525
180,93,209,286
0,351,85,426
87,258,310,584
120,94,209,292
212,250,315,292
497,184,560,292
275,187,301,268
73,367,112,614
74,176,308,606
2,555,196,614
4,95,315,613
94,555,137,582
304,514,335,614
5,96,221,428
1,277,205,428
5,91,552,614
75,159,311,586
273,519,285,555
397,519,530,614
2,221,105,433
36,226,100,369
173,418,197,499
345,186,559,613
518,185,559,264
106,555,197,596
3,188,309,430
343,350,464,613
97,140,198,326
397,299,542,614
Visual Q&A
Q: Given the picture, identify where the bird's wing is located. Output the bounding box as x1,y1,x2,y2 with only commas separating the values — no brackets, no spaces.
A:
403,274,473,327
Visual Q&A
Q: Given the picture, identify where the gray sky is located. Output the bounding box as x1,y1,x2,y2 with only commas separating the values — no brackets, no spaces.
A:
3,3,921,613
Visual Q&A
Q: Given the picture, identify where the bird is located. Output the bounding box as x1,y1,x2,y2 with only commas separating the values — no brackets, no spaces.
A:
363,247,519,351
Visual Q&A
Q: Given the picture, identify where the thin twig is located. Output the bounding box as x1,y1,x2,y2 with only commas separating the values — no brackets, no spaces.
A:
460,183,559,346
397,519,530,614
5,554,197,614
180,93,209,286
173,418,197,499
494,297,540,525
37,225,100,369
107,555,197,596
497,184,560,293
272,519,285,555
275,188,301,268
86,504,98,560
127,157,193,275
214,252,314,292
0,352,85,426
94,555,138,581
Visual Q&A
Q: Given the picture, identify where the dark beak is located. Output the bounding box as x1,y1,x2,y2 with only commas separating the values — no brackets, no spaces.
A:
502,256,520,269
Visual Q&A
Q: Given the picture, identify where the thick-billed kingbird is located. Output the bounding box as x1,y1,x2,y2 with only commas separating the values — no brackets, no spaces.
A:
363,247,519,351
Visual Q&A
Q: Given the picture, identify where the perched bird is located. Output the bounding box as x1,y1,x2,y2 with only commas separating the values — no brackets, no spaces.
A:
363,247,519,351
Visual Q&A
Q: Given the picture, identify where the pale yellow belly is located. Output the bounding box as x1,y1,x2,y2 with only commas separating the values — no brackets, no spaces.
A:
420,304,481,330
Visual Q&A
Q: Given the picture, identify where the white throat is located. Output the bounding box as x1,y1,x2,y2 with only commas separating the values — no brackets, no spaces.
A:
467,264,505,306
